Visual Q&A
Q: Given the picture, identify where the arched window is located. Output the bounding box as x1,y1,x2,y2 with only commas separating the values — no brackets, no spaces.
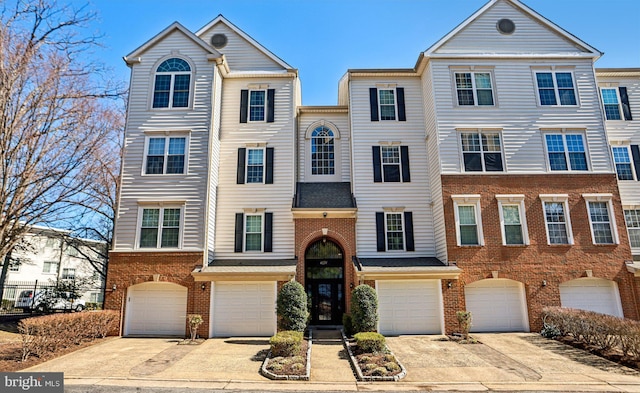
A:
311,126,335,175
152,58,191,108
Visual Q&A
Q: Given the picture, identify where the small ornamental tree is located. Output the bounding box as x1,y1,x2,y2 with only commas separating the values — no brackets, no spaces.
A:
276,280,309,332
351,284,379,333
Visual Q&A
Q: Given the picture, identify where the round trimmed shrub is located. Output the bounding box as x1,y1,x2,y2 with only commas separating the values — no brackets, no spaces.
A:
351,284,378,333
276,280,309,332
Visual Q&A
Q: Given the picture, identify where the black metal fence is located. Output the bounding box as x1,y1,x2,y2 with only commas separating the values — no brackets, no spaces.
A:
0,280,104,316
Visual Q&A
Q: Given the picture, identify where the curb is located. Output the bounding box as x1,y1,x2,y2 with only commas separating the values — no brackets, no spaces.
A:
341,330,407,382
260,330,312,381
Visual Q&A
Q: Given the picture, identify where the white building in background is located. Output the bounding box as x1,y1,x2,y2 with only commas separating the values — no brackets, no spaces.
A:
1,225,107,307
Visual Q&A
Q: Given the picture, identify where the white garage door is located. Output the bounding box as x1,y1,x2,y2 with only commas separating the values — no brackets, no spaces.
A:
377,280,443,335
125,282,188,336
212,281,276,337
560,278,623,317
465,279,529,332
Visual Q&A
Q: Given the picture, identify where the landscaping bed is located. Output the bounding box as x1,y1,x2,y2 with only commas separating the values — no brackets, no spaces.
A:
342,330,406,381
261,331,311,380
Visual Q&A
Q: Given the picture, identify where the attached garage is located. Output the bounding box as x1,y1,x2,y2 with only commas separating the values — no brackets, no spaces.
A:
560,278,623,317
211,281,277,337
377,280,444,335
465,279,529,332
125,282,188,336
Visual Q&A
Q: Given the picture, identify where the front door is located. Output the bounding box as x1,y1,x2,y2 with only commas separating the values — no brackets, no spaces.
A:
305,240,345,325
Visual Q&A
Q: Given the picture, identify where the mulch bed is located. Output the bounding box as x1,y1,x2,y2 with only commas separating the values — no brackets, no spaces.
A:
352,346,402,377
264,339,309,376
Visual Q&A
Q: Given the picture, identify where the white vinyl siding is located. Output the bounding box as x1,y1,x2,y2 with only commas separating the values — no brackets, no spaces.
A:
114,29,214,251
349,77,435,257
214,77,295,259
205,67,223,263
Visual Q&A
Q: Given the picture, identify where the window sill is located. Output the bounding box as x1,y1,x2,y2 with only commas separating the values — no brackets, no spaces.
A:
502,244,528,247
141,173,187,177
457,244,483,248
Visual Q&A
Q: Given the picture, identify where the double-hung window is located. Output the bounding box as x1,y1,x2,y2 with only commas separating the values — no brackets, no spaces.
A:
600,87,633,121
454,72,494,106
544,133,588,171
496,195,528,246
583,194,618,245
43,261,58,274
368,87,406,121
62,268,76,280
246,149,264,183
460,131,503,172
612,146,635,180
452,195,483,246
244,214,263,252
234,212,273,253
152,58,191,109
375,211,415,252
372,145,410,182
535,71,577,106
540,195,573,245
240,89,275,123
249,90,266,121
145,136,187,175
236,147,274,184
624,209,640,249
139,207,182,248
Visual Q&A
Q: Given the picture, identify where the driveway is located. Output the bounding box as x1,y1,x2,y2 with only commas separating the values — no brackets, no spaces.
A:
24,333,640,391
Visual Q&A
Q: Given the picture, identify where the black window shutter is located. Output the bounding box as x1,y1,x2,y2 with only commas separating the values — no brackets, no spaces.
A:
404,211,415,252
397,87,406,121
631,145,640,181
267,89,275,123
236,148,246,184
234,213,244,252
376,212,385,252
264,212,273,252
620,87,633,121
401,145,411,182
240,90,248,123
369,88,379,121
372,146,382,182
265,147,274,184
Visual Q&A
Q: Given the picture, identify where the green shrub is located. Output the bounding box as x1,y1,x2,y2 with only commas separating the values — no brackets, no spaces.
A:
384,361,400,372
269,330,303,357
372,367,388,376
276,281,309,332
351,284,378,333
354,332,386,353
342,313,354,337
268,363,283,372
363,363,377,372
291,363,305,372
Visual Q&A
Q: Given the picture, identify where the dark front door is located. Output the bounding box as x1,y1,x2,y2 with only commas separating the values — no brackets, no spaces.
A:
305,240,344,325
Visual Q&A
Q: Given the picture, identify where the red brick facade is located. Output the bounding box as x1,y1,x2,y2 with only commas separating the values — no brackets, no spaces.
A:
293,217,357,313
442,173,640,332
104,251,209,337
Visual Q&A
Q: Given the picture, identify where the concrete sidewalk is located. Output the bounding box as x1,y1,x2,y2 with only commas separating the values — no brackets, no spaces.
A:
24,333,640,392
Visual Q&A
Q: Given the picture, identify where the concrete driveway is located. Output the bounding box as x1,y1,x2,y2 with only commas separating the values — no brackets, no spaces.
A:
24,333,640,391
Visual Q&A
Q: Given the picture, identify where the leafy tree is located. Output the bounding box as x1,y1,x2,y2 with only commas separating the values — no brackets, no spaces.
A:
276,281,309,332
0,0,125,297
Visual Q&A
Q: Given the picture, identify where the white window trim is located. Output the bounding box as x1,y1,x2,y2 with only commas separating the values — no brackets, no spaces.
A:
135,204,185,250
61,268,76,280
452,70,496,107
380,145,403,182
611,144,636,181
142,133,190,176
245,147,266,184
42,261,58,274
583,194,619,245
496,194,529,246
452,195,484,247
532,69,579,107
599,86,624,121
248,89,267,123
541,130,590,172
304,121,342,182
457,129,505,173
149,56,194,111
540,194,574,245
244,212,265,252
383,211,406,252
623,206,640,253
377,88,399,121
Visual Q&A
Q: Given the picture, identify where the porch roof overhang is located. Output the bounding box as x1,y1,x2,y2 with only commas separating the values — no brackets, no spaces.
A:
291,208,357,219
192,259,297,281
626,260,640,277
353,257,461,280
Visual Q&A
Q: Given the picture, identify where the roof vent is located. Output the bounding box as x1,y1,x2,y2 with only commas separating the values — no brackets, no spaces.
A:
496,18,516,35
211,33,228,49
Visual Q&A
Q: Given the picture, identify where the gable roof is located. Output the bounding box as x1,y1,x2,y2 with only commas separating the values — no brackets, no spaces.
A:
124,22,222,65
196,15,293,70
422,0,602,59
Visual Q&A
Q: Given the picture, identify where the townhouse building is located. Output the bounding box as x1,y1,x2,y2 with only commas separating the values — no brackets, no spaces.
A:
105,0,640,337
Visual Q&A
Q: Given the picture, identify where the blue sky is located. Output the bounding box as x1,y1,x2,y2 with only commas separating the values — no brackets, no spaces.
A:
91,0,640,106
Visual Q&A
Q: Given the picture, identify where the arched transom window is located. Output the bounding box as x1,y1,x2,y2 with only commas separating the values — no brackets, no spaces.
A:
311,126,335,175
152,58,191,109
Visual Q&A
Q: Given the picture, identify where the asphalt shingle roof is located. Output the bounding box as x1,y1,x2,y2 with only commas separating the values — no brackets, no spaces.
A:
293,182,356,209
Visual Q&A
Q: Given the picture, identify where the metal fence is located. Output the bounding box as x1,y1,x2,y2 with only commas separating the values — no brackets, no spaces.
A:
0,280,104,316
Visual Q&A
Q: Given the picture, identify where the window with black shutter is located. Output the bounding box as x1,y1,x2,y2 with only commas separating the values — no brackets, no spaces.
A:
369,87,406,122
460,131,504,172
372,145,411,182
240,89,275,123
